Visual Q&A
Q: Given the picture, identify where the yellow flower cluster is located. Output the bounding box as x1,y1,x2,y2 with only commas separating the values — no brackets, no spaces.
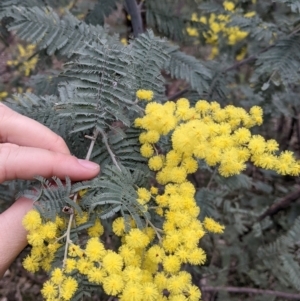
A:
22,210,105,301
118,92,229,300
22,90,300,301
22,155,220,301
41,269,78,301
135,97,300,178
7,44,38,76
112,215,204,301
187,1,256,59
23,207,208,301
22,211,64,273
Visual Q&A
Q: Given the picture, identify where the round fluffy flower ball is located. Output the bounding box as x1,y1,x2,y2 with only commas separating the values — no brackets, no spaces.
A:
170,167,187,183
137,187,151,203
112,217,125,236
103,274,124,296
163,255,181,274
136,89,154,101
149,155,164,171
140,143,154,158
102,252,123,273
41,280,58,299
60,277,78,301
144,130,160,143
22,210,42,231
125,228,150,248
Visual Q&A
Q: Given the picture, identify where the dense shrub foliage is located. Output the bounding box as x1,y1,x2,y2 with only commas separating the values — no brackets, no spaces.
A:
1,0,300,300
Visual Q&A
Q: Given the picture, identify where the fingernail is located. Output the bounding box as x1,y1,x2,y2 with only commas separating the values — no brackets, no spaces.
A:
77,159,100,170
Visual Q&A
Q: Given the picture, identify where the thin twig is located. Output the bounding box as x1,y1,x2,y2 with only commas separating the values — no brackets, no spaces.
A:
98,128,122,171
201,286,300,300
0,49,40,76
124,0,144,37
148,206,159,210
257,187,300,222
168,88,188,101
146,219,163,242
207,44,271,99
293,106,300,147
85,129,99,160
207,168,217,189
62,193,77,267
207,29,300,98
55,232,67,243
14,50,40,71
207,44,273,99
170,22,300,100
62,130,99,267
171,45,273,100
223,45,272,73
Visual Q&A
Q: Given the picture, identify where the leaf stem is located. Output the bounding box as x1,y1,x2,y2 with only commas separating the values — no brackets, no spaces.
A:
98,128,122,171
85,129,99,160
147,219,163,242
55,232,67,243
62,193,77,267
207,168,217,189
62,130,99,267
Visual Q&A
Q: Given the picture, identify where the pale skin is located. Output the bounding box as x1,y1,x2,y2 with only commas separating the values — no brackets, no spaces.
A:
0,103,100,277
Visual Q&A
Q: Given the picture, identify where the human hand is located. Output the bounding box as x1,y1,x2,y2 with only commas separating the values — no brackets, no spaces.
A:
0,103,100,277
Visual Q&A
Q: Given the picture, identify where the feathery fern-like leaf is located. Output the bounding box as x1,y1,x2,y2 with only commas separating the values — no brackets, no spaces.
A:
0,0,75,10
257,217,300,289
56,41,138,133
90,165,151,228
164,48,212,95
0,5,112,57
130,30,169,101
253,34,300,87
196,188,223,220
146,0,186,40
91,128,147,170
4,92,72,138
21,176,76,220
229,14,278,45
280,254,300,290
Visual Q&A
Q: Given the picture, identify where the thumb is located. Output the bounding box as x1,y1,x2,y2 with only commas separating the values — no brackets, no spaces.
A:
0,197,33,277
0,143,100,183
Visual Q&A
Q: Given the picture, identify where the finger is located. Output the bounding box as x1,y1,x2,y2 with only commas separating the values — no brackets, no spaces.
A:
0,103,70,155
0,143,100,183
0,197,33,278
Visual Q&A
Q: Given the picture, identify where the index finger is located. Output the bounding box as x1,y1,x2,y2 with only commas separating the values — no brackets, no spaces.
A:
0,103,70,155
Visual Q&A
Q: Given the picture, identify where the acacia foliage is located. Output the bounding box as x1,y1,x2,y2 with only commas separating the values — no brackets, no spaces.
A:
1,1,300,301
